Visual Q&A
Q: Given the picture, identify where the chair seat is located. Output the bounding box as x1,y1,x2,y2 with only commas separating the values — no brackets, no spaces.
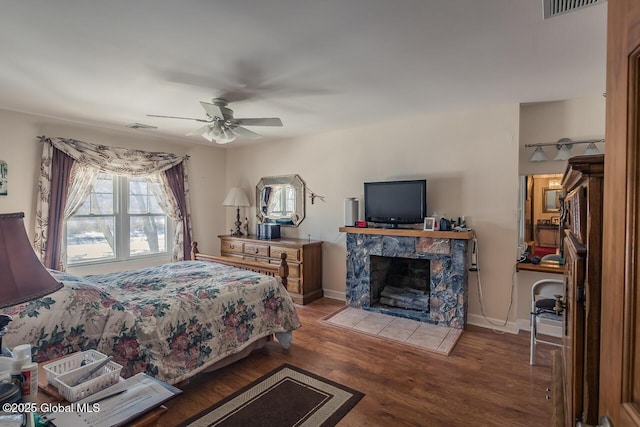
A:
537,311,562,321
534,299,561,321
535,298,556,310
530,278,564,365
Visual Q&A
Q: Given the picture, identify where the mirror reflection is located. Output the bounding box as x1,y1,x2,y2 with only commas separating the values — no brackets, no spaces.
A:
519,173,563,259
256,174,305,226
543,188,562,213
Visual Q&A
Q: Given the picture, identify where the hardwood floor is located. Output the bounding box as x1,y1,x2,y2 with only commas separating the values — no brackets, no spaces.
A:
159,298,553,426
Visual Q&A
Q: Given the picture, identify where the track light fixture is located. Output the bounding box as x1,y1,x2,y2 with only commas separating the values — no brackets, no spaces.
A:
525,138,604,162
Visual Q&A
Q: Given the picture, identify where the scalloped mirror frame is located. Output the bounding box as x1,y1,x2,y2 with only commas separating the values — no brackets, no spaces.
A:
256,174,306,227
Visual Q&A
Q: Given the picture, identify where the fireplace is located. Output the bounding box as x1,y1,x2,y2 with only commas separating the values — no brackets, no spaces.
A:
343,228,471,329
369,256,430,312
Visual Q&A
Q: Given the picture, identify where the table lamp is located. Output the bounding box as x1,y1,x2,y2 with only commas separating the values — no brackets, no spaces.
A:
223,188,250,237
0,212,63,355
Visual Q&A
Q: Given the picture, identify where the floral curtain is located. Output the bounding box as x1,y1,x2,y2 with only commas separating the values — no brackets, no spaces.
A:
35,136,192,268
148,163,193,261
46,137,184,176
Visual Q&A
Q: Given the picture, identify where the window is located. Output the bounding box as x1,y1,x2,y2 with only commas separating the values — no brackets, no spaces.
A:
267,186,296,218
66,173,172,265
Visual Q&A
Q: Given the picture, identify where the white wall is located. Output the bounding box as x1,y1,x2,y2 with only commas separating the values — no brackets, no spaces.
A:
519,95,606,175
515,95,606,335
225,103,522,331
0,108,228,271
0,95,602,333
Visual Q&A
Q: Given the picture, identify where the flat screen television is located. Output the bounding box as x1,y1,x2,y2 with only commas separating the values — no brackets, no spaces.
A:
364,179,427,227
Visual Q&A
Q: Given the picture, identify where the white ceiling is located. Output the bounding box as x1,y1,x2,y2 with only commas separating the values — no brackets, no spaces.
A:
0,0,607,147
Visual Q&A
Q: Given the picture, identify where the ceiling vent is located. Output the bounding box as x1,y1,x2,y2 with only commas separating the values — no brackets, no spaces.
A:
543,0,605,19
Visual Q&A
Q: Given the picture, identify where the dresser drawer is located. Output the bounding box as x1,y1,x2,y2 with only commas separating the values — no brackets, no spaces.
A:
244,243,270,257
271,259,300,278
285,278,301,294
221,240,244,254
270,245,300,262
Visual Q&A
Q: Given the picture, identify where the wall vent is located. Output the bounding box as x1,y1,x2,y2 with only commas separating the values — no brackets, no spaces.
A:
543,0,605,19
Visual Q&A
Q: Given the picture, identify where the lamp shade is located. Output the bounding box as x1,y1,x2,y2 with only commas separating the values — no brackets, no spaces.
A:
554,144,572,161
0,212,62,308
530,146,549,162
223,187,250,207
221,129,237,143
584,142,600,155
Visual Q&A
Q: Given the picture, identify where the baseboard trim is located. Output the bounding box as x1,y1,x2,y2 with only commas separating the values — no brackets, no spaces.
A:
322,289,345,301
516,318,562,338
466,313,519,334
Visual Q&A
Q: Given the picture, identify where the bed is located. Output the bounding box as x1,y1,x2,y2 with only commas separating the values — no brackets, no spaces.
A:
1,245,300,385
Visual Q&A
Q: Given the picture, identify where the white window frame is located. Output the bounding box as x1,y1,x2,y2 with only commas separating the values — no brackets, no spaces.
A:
65,173,174,268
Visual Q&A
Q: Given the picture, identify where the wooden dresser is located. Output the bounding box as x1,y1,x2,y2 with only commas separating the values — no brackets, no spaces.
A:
218,234,323,305
535,223,560,248
554,154,604,426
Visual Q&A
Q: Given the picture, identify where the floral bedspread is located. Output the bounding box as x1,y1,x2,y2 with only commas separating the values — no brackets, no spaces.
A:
2,261,301,384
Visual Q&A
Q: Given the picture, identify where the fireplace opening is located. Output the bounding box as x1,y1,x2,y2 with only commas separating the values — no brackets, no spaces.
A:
369,255,430,312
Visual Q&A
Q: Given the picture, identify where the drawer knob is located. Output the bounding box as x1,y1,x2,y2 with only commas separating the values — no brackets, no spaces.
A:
255,248,259,254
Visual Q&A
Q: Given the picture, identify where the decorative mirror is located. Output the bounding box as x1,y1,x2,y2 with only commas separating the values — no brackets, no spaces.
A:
256,174,305,226
543,188,563,213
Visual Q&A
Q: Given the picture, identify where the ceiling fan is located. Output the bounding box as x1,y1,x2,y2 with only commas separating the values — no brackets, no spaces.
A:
147,98,282,144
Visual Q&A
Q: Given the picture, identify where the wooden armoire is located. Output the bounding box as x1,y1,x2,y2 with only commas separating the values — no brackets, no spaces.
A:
554,154,604,426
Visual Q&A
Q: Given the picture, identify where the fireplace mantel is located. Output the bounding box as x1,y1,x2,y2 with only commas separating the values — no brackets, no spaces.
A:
341,227,472,329
339,227,473,240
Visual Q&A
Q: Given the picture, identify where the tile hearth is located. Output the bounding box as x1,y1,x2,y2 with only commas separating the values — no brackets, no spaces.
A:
323,307,461,355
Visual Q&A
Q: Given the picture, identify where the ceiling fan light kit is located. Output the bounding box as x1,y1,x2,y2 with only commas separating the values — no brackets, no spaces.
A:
147,98,282,145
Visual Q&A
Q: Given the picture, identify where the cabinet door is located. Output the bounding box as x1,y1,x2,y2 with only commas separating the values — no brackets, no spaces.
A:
599,3,640,424
563,237,585,426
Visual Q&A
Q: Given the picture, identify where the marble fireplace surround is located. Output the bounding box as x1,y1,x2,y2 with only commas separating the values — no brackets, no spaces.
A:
340,227,473,329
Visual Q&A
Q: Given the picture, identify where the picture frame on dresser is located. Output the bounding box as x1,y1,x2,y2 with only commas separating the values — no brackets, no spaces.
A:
423,217,436,231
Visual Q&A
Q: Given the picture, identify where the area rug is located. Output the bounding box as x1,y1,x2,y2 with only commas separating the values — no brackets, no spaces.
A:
178,364,364,427
321,306,462,356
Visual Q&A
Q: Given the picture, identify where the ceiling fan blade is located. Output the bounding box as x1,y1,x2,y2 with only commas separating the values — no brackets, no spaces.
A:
200,101,232,120
233,118,283,127
186,125,211,136
147,114,210,122
232,126,262,139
